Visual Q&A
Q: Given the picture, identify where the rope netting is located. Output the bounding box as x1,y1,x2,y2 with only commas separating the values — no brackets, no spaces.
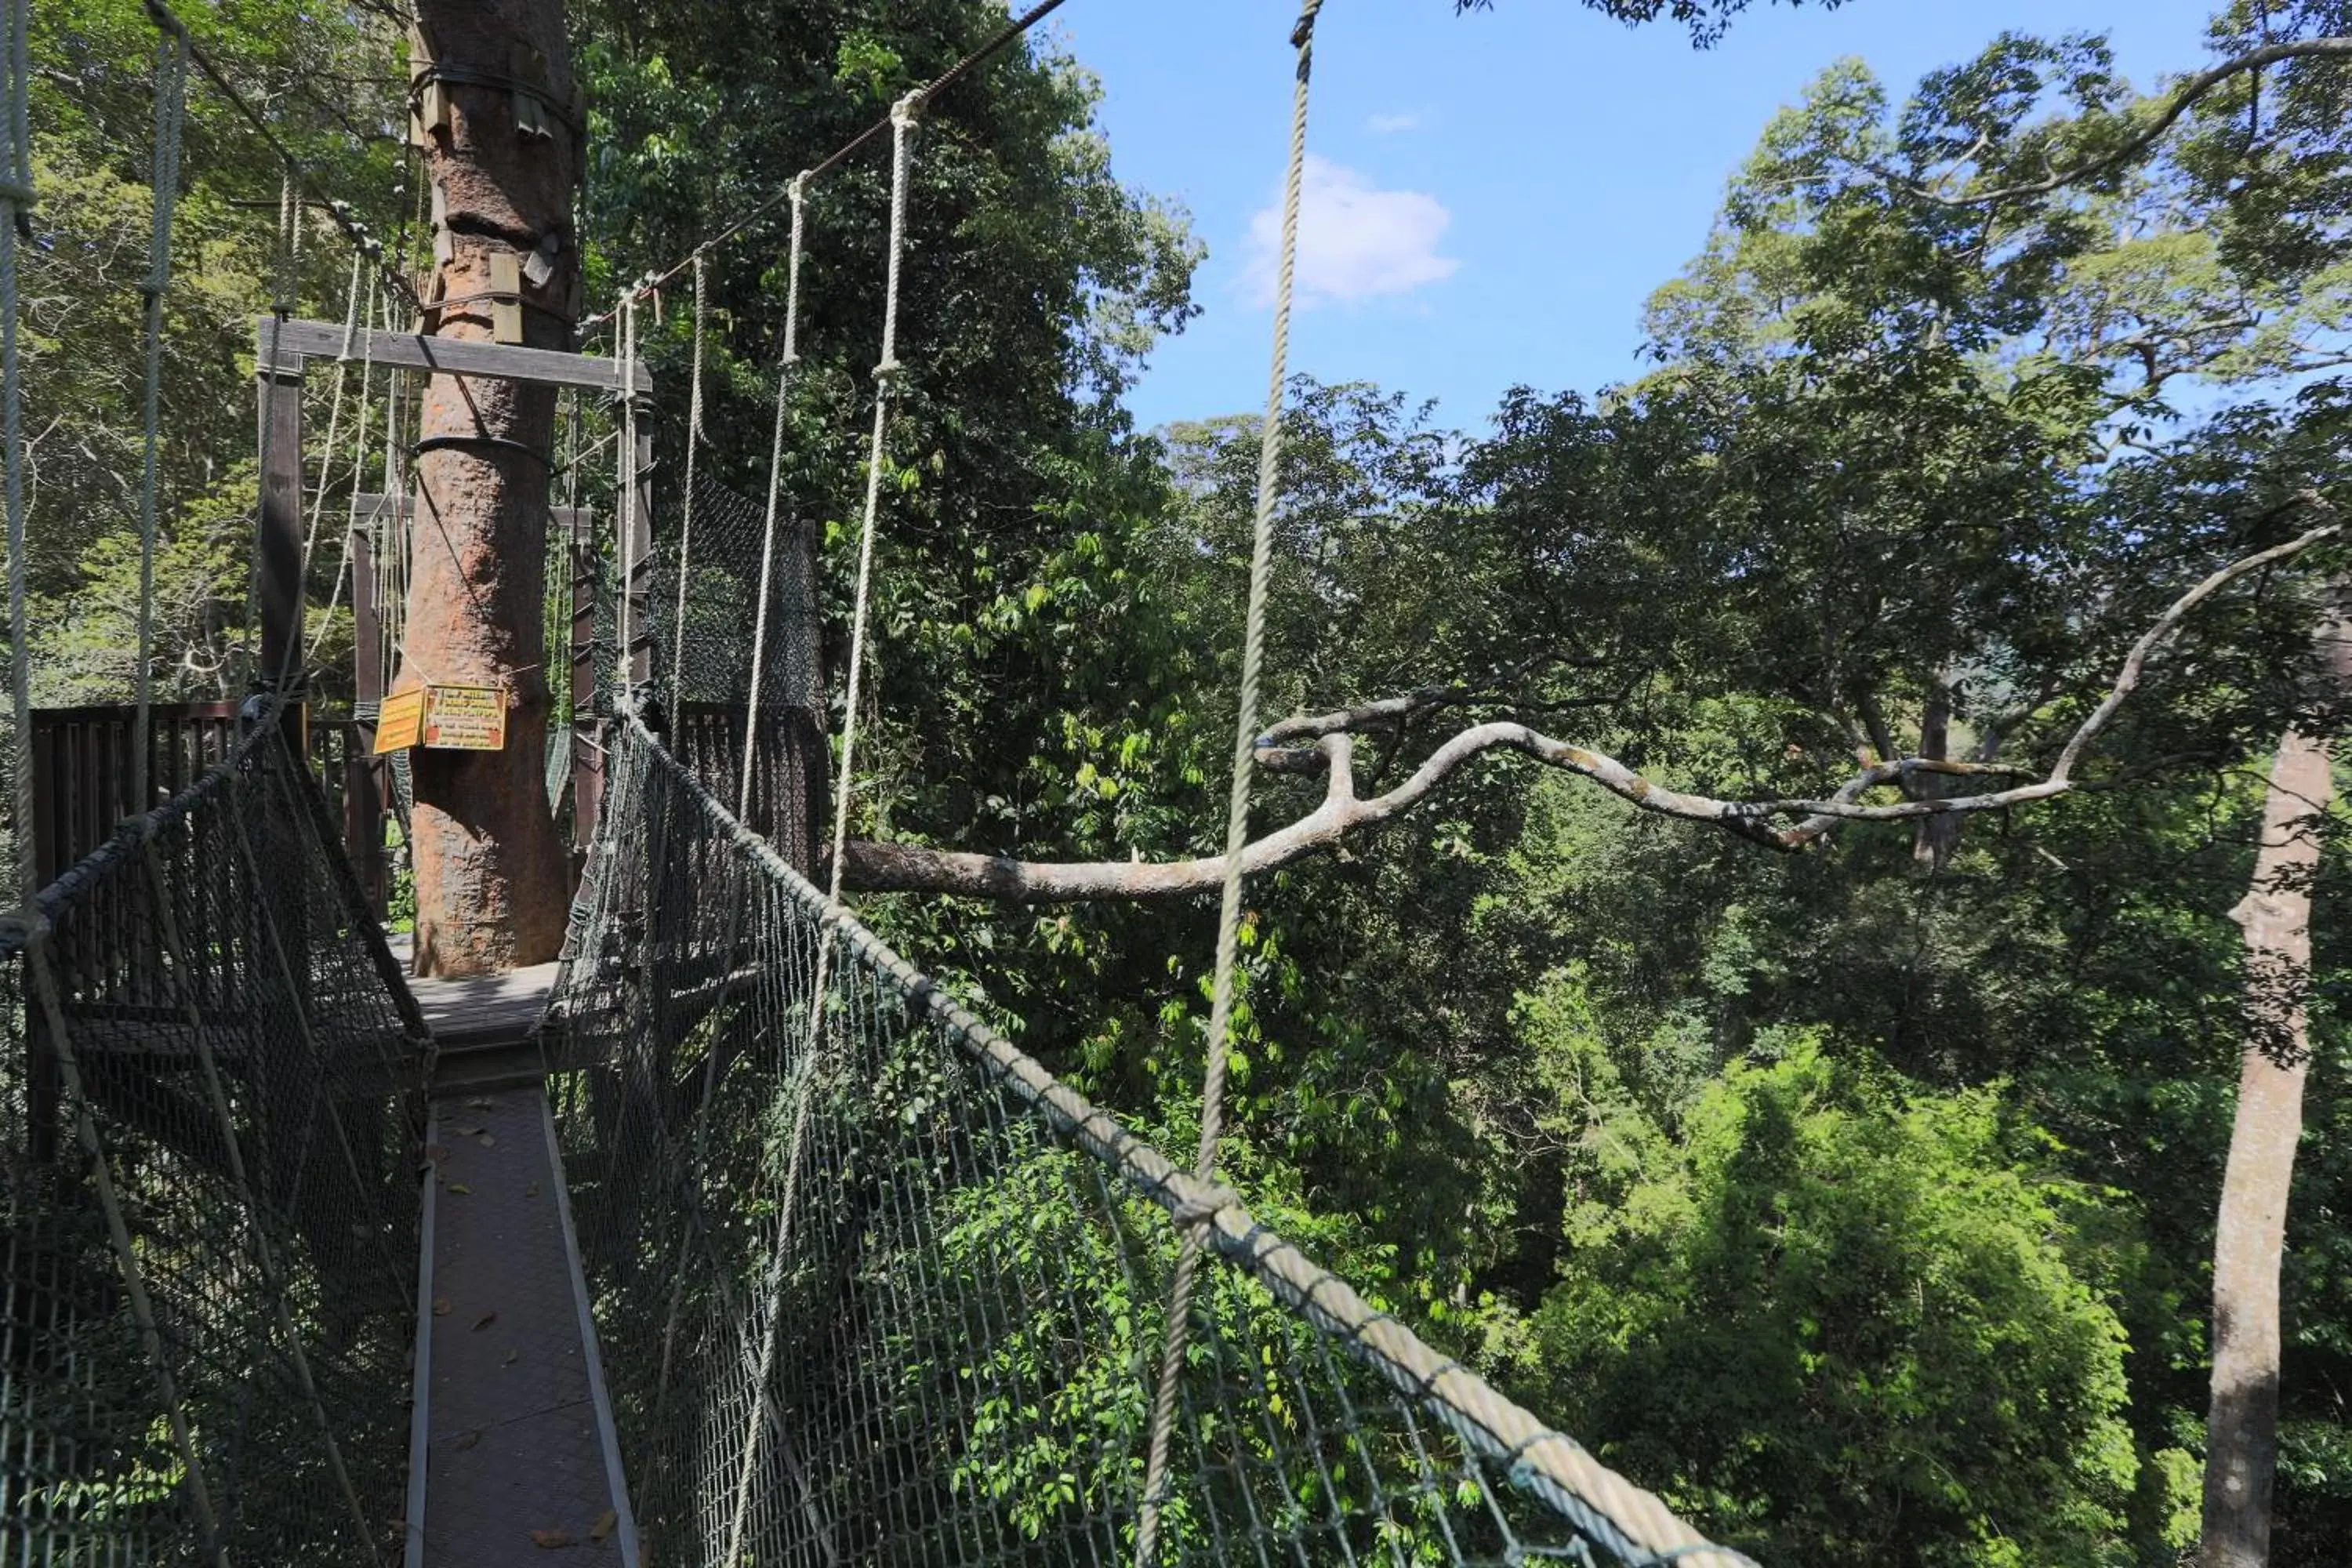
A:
541,710,1750,1568
637,466,828,870
1,705,430,1565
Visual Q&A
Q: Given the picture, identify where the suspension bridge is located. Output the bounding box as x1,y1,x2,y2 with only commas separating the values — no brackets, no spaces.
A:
2,2,1755,1565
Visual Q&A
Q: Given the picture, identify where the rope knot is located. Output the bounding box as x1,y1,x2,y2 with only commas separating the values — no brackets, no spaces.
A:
891,90,926,131
1168,1182,1238,1227
1290,0,1323,49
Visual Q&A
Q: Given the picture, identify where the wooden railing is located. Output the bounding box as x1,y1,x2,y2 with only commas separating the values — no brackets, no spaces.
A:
31,703,390,916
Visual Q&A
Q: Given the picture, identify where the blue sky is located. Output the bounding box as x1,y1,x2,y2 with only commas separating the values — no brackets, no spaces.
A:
1053,0,2227,434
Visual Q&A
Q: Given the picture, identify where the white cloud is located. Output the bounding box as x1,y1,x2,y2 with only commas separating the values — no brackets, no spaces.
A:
1365,111,1423,135
1243,155,1460,310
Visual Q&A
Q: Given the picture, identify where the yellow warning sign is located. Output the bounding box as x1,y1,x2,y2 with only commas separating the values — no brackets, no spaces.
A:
372,684,508,753
420,684,508,751
374,688,426,754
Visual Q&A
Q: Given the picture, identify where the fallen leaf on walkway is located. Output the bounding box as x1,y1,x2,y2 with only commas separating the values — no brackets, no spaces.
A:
503,1349,520,1366
526,1181,541,1198
432,1298,451,1316
590,1509,616,1543
530,1527,573,1549
451,1124,485,1138
475,1132,496,1148
454,1430,481,1452
448,1183,472,1195
471,1312,497,1332
467,1097,493,1109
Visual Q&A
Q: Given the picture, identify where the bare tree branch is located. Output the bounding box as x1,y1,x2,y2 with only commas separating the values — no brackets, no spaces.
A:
838,523,2339,902
1896,38,2352,207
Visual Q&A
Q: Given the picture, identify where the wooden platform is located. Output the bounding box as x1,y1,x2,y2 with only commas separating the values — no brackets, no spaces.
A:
387,935,561,1050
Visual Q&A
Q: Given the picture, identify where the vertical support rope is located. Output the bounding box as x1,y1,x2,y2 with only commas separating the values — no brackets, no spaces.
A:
1134,6,1319,1563
819,90,921,918
288,255,364,671
132,26,189,814
721,94,920,1566
3,0,31,902
616,299,640,699
739,172,808,824
669,255,706,720
307,281,380,661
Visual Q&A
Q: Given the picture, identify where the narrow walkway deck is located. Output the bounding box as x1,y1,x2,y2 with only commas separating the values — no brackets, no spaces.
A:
399,938,637,1568
394,934,564,1047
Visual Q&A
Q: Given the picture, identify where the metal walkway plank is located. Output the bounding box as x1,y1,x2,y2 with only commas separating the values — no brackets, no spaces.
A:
409,1086,638,1567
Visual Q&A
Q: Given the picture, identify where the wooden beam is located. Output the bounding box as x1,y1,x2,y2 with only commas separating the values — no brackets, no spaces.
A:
570,505,601,863
254,316,654,396
348,521,388,919
352,494,590,531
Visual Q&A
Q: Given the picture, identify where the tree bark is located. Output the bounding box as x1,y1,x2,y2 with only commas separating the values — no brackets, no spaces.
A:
2201,599,2347,1566
403,0,578,976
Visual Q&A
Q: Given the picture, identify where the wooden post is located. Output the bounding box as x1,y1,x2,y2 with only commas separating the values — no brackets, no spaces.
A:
625,428,655,699
347,516,387,916
570,504,601,864
255,323,306,695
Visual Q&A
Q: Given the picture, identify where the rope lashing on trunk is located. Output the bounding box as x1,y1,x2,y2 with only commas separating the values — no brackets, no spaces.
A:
720,88,924,1567
131,22,188,812
1133,5,1319,1562
741,170,808,822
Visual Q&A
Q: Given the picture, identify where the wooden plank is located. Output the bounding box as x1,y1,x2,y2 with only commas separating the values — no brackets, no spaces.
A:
255,317,653,395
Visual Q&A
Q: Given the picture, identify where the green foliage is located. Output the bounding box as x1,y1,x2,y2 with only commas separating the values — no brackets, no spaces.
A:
1518,1037,2138,1565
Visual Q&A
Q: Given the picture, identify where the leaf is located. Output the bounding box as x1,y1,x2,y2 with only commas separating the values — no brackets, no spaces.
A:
467,1097,493,1109
531,1528,574,1549
472,1312,498,1332
455,1429,481,1452
476,1131,496,1148
526,1181,542,1198
590,1509,617,1543
503,1348,521,1366
432,1297,451,1316
449,1183,472,1195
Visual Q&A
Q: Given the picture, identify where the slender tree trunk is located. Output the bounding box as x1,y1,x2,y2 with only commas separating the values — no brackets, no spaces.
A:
1912,673,1956,866
2201,600,2347,1566
402,0,578,975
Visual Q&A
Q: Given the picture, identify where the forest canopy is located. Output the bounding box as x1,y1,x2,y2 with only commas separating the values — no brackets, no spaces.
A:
20,1,2352,1563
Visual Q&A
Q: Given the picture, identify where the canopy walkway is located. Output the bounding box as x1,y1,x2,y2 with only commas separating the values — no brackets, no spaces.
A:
1,696,1751,1567
1,2,1757,1562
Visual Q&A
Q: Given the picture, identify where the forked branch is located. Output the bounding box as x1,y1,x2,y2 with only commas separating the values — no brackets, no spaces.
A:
837,523,2339,902
1896,38,2352,208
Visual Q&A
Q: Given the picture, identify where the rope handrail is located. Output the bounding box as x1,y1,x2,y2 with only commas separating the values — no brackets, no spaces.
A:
608,702,1755,1568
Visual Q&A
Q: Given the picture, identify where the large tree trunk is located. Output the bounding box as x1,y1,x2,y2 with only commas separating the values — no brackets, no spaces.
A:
2201,600,2347,1566
402,0,578,976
